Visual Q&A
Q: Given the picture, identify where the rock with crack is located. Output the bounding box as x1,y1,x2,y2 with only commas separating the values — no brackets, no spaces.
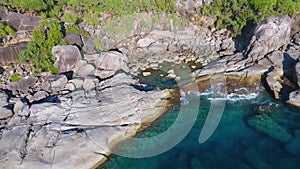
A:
52,45,82,73
246,16,294,62
0,73,174,169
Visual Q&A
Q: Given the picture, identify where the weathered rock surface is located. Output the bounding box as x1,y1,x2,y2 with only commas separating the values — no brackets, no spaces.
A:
94,51,129,79
0,73,173,169
0,9,40,31
52,45,82,72
246,16,294,62
0,42,28,64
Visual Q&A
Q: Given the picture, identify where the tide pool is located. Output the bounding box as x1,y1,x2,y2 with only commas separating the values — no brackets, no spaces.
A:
101,91,300,169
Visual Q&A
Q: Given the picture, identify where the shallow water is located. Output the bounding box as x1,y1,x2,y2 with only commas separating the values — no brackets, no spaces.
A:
101,91,300,169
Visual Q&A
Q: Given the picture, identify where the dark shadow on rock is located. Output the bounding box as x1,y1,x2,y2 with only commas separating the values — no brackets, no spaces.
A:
108,48,123,54
60,71,74,80
130,84,157,92
280,83,296,102
29,95,61,106
0,66,4,74
260,66,275,97
3,104,13,110
283,52,297,83
234,20,257,52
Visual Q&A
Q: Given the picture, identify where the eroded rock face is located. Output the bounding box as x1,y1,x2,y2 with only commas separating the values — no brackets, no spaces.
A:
0,73,173,169
52,45,82,73
246,16,294,62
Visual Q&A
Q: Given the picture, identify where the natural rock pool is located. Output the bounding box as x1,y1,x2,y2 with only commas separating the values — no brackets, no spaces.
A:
101,90,300,169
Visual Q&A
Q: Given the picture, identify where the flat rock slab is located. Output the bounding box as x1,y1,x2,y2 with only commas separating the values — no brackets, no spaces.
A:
0,73,172,169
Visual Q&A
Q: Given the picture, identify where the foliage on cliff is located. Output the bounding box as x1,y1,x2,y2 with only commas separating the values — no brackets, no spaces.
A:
19,19,66,74
203,0,300,36
0,22,16,42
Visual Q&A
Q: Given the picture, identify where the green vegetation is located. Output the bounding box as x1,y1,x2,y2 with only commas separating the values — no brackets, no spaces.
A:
0,23,16,41
1,0,299,75
202,0,300,36
10,74,21,82
19,19,66,74
65,25,90,37
93,39,106,51
0,0,48,12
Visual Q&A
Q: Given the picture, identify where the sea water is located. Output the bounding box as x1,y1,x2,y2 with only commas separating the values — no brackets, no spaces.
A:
101,91,300,169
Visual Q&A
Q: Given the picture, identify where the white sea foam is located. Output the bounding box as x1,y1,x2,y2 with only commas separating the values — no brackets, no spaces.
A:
227,92,259,101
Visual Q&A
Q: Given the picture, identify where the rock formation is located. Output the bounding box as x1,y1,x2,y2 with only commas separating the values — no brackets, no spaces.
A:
52,45,82,73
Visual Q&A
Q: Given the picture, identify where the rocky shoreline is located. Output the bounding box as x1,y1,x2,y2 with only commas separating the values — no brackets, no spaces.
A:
0,8,300,169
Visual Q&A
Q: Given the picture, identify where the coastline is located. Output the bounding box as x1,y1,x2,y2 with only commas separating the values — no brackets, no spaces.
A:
94,74,262,169
92,88,180,169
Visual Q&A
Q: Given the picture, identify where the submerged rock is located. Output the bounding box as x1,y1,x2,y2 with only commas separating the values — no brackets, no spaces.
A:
247,114,292,143
287,90,300,107
286,130,300,154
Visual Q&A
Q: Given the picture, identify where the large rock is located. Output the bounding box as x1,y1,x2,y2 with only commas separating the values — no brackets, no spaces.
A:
246,16,294,62
266,70,283,99
0,9,40,31
63,33,83,46
0,42,28,64
52,45,82,73
94,51,129,79
0,73,173,169
8,77,38,95
287,90,300,107
44,75,68,93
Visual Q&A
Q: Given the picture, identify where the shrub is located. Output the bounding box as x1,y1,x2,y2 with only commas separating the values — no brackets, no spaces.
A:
202,0,300,36
10,74,21,82
19,19,67,74
0,23,16,40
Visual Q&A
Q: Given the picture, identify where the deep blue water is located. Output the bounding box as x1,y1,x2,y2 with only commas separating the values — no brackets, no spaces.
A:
101,91,300,169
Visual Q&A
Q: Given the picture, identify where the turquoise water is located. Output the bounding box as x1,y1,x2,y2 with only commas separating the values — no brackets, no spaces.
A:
101,91,300,169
